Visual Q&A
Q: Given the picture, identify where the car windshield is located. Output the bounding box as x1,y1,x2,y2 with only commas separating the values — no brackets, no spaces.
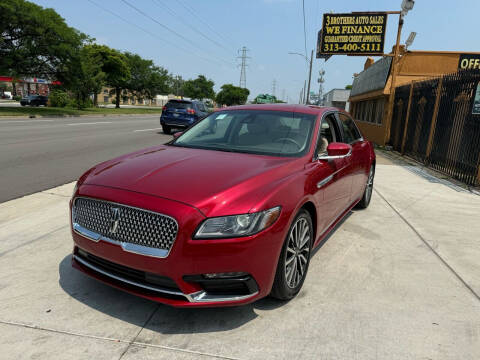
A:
172,110,316,157
166,101,192,109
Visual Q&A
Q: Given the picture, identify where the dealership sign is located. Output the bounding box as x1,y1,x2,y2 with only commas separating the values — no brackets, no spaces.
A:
318,12,387,56
458,54,480,70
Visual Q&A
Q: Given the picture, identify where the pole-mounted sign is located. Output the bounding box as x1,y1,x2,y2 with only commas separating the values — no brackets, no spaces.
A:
318,12,388,56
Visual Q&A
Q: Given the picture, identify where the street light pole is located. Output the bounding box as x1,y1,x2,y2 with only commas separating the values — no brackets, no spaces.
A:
306,49,314,105
384,0,415,145
288,51,314,105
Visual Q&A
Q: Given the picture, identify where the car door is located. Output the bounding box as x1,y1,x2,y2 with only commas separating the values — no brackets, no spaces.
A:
307,112,352,236
336,112,369,202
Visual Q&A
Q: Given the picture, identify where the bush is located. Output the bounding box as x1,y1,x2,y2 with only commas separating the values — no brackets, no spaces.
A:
48,90,70,107
13,95,21,101
68,97,93,109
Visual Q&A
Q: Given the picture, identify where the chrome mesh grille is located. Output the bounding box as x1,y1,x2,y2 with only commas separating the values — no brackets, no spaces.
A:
73,197,178,250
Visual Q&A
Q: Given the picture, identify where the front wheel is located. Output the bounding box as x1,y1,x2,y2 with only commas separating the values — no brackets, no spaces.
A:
356,165,375,209
162,125,171,135
270,209,313,300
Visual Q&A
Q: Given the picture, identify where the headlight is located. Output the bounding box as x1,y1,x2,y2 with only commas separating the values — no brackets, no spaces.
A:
194,206,281,239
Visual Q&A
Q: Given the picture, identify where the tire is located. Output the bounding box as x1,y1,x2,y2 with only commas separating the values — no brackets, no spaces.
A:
162,125,171,135
356,164,375,209
270,209,313,300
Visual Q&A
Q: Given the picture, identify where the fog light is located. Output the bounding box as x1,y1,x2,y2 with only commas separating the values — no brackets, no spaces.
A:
203,272,248,279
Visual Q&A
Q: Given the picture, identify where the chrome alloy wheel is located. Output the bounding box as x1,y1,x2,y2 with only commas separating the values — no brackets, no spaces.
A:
365,166,374,202
284,217,311,289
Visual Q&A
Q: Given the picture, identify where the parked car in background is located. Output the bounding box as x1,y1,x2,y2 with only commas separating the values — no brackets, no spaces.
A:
20,95,48,106
1,92,12,99
160,99,209,134
70,104,376,307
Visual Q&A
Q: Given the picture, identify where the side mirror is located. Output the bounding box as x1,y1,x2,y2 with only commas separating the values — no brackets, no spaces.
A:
172,131,183,139
318,142,352,160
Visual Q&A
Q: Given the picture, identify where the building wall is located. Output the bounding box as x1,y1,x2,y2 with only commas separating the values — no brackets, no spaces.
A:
349,50,480,145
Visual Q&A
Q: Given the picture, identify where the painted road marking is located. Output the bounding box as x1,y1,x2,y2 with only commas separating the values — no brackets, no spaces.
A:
133,127,163,132
67,122,112,126
0,119,55,124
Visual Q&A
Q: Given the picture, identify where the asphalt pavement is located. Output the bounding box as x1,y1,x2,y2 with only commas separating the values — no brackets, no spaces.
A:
0,115,171,203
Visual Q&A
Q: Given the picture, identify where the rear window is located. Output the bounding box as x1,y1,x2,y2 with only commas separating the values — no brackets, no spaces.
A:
166,101,192,109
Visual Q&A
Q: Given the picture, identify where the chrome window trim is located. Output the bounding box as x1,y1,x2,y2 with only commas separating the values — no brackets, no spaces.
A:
317,147,352,161
72,196,178,258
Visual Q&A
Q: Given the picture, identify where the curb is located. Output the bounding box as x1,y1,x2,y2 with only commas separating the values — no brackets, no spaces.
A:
0,113,162,120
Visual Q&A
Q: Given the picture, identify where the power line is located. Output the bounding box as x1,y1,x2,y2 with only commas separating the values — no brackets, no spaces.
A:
86,0,223,66
151,0,234,56
119,0,232,66
237,46,250,88
175,0,237,51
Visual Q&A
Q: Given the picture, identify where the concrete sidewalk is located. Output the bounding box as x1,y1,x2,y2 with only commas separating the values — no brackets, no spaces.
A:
0,153,479,359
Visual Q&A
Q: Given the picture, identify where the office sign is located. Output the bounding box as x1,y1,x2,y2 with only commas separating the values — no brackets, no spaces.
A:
319,12,387,55
458,54,480,70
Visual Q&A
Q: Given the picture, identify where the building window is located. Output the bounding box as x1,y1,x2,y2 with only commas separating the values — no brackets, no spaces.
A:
353,98,385,125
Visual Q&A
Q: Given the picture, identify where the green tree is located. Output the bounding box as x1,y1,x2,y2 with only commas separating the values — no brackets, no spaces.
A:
216,84,250,106
123,52,170,103
345,84,352,90
183,75,215,100
169,75,185,97
0,0,86,95
87,45,130,108
65,46,105,109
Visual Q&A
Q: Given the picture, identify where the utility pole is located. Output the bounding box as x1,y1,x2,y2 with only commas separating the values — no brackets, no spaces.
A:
302,80,306,104
237,47,250,89
272,79,277,97
318,69,325,105
299,88,304,104
384,0,415,144
306,49,314,104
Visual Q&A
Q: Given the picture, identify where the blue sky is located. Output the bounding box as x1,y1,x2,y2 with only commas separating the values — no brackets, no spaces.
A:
30,0,480,102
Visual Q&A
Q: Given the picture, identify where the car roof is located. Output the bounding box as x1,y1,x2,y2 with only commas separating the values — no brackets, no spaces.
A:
168,99,192,103
223,104,342,116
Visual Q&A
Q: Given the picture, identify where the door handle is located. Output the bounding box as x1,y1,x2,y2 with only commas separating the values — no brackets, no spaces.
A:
317,174,333,188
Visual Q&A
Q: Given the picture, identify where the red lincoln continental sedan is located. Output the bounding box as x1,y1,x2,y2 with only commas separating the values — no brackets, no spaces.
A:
70,104,375,307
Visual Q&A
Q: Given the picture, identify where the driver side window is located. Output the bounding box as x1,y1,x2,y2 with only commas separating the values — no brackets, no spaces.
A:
316,114,338,156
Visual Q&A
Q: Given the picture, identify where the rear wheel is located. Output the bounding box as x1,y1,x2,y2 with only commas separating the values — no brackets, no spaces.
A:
270,209,312,300
162,125,171,135
356,165,375,209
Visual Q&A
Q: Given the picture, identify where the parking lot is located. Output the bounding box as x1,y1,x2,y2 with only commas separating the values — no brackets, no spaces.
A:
1,151,479,359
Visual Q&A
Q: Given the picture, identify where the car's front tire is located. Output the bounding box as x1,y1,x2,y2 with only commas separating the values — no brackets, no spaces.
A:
356,164,375,209
162,125,171,135
270,209,313,300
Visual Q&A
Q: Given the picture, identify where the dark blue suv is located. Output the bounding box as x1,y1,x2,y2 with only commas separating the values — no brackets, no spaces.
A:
160,99,209,134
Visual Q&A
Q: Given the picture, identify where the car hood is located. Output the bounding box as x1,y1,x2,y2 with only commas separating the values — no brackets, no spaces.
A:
81,145,302,216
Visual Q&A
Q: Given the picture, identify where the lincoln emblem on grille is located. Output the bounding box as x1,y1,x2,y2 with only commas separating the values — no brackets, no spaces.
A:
109,207,121,234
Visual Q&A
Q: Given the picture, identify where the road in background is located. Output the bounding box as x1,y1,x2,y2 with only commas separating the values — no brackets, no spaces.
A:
0,115,171,203
0,101,157,108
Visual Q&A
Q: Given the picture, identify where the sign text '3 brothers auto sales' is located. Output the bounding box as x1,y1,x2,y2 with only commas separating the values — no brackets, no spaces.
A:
319,13,387,55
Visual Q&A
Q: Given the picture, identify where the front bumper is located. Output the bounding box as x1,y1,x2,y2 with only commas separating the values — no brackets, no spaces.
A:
71,184,286,307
